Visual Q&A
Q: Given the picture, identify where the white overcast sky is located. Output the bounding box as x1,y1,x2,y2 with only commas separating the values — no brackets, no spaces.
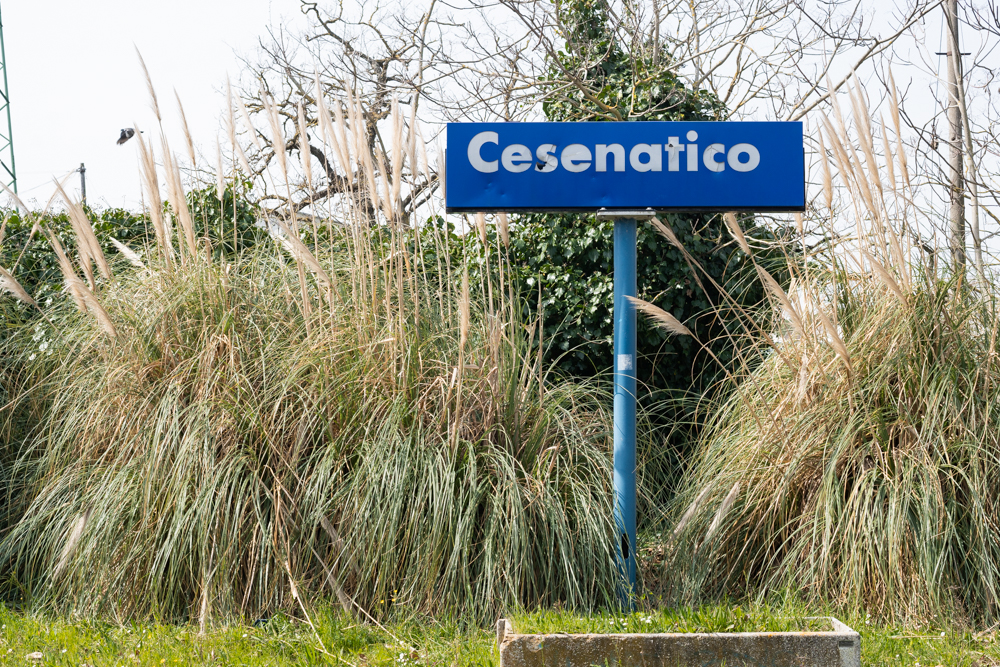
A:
1,0,993,238
3,0,308,211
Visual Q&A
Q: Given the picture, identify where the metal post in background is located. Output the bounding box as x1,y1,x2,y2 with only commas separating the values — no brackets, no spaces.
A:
0,4,16,194
599,208,654,609
78,163,86,207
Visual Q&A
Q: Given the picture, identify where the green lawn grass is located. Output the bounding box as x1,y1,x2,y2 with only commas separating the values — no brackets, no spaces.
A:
0,603,996,666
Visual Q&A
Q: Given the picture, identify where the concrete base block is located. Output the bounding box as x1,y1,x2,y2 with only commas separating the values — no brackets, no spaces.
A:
496,617,860,667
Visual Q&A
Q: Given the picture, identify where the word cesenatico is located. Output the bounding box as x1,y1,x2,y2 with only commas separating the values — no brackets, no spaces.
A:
466,131,761,174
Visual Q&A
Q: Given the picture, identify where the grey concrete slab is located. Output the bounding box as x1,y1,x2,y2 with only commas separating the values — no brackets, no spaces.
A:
496,617,860,667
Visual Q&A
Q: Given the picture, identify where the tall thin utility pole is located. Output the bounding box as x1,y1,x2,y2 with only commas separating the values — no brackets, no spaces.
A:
945,0,965,272
77,163,86,207
0,4,17,194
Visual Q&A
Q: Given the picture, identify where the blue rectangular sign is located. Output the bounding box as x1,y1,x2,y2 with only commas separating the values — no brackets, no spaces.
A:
445,121,804,212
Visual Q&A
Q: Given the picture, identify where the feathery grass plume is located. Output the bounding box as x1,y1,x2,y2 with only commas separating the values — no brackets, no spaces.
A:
887,67,911,193
44,229,117,337
235,82,262,151
650,215,682,249
297,101,313,191
330,100,350,175
817,131,833,212
54,181,111,282
756,265,803,336
273,218,332,292
406,105,417,192
673,485,712,539
0,265,36,307
437,143,446,199
626,296,693,338
723,212,751,255
476,212,488,246
226,79,253,175
460,263,470,350
705,483,739,541
135,49,161,122
498,212,510,249
416,126,431,186
262,91,287,182
53,508,91,580
175,90,197,167
390,98,404,210
215,136,225,202
47,230,86,311
133,127,171,268
161,142,197,261
815,308,851,373
109,238,145,268
848,79,882,201
879,114,896,191
861,249,905,303
375,142,394,222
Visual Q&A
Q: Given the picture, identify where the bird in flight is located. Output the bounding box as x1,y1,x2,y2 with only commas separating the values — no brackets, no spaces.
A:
116,128,141,145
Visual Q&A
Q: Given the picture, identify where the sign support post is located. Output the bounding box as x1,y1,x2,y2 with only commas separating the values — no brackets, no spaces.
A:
601,208,654,609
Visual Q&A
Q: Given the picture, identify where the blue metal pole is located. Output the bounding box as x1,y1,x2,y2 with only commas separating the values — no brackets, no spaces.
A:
613,216,637,608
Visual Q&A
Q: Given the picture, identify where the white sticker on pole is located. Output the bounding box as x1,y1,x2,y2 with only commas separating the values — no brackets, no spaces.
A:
617,354,633,371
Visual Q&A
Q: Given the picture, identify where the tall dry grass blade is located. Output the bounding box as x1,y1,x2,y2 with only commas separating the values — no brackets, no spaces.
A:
109,237,145,268
175,90,197,167
627,296,693,337
0,265,36,307
53,507,92,580
705,483,740,541
135,49,161,122
723,212,751,254
460,264,470,349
